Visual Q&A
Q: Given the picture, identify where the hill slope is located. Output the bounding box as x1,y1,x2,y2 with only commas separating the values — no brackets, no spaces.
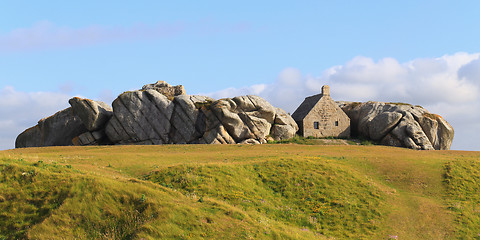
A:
1,145,479,239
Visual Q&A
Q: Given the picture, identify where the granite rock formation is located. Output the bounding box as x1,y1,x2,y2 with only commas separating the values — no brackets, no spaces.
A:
15,108,87,148
16,82,298,148
337,101,454,150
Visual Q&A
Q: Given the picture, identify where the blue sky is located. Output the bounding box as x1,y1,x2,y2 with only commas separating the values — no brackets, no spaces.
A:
1,1,480,150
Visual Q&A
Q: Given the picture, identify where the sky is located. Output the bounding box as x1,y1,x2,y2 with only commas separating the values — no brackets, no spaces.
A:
1,1,479,151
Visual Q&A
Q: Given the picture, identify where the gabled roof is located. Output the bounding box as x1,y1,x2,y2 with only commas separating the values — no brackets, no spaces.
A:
291,93,323,121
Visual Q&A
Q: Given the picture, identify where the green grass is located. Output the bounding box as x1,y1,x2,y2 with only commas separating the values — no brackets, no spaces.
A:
0,159,74,239
443,159,480,239
147,158,384,238
267,136,358,145
0,145,479,239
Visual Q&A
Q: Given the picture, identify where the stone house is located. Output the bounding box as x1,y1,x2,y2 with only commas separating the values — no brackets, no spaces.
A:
292,85,350,138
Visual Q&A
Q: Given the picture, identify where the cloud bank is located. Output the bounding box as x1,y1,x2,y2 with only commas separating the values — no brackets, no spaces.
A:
205,52,480,150
0,20,248,52
0,21,184,52
0,86,71,150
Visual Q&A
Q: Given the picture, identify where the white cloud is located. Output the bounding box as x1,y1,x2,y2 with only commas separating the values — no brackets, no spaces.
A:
0,21,184,52
0,20,250,52
0,86,71,150
204,53,480,150
0,85,116,150
205,84,268,100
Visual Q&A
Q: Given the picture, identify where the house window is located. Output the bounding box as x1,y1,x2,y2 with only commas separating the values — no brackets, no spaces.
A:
335,121,339,126
314,122,319,129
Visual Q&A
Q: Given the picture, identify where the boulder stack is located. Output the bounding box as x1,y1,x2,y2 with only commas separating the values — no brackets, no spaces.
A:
337,101,454,150
15,82,298,148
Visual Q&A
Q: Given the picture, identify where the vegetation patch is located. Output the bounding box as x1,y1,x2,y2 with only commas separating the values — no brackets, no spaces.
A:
267,136,316,145
423,112,442,121
267,136,358,145
1,145,479,239
386,102,413,106
0,159,74,239
0,157,321,239
195,99,214,110
349,101,362,109
443,159,480,239
340,101,362,111
146,158,385,238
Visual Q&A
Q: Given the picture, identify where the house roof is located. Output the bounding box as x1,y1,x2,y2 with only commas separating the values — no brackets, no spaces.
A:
291,93,323,121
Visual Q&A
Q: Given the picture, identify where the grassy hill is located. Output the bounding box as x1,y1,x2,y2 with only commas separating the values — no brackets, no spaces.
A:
1,144,479,239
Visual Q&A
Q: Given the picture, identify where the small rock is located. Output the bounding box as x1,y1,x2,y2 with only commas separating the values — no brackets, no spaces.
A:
142,81,186,99
239,139,261,144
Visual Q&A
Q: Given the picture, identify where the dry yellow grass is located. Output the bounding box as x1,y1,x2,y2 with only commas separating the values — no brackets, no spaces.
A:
1,144,479,239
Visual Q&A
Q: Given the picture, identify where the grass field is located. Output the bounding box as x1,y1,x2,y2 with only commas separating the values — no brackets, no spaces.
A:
1,144,480,239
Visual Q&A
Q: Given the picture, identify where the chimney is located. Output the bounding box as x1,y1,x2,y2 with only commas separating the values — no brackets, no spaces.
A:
322,85,330,96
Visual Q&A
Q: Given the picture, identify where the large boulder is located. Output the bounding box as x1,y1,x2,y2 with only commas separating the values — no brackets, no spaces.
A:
69,97,113,131
105,89,174,144
210,98,252,142
211,95,277,143
271,108,299,141
368,112,403,141
196,102,236,144
169,95,214,144
338,102,454,150
436,116,455,150
15,107,87,148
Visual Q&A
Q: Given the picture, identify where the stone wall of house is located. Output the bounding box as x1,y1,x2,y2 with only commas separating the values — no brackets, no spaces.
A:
302,96,350,138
